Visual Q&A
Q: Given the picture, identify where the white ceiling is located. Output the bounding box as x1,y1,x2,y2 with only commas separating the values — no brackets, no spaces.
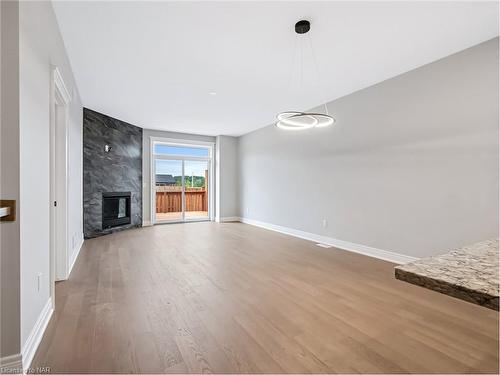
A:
53,1,499,136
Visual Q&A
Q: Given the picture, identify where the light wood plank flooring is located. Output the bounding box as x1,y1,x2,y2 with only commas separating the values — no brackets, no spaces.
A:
31,222,499,373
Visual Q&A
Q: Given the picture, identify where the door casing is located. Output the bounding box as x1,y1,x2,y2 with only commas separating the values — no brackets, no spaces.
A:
49,67,71,309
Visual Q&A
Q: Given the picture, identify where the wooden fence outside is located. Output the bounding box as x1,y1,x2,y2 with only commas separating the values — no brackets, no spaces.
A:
156,186,208,213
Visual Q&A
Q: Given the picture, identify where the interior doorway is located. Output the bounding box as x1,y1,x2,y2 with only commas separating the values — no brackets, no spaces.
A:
151,139,214,224
49,67,71,307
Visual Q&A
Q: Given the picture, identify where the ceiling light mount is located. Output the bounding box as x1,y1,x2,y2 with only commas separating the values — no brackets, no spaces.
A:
295,20,310,34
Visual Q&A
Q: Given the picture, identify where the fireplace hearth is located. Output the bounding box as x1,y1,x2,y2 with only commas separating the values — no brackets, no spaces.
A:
102,192,131,229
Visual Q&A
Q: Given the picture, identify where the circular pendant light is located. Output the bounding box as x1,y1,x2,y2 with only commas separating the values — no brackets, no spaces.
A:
276,111,335,130
276,20,335,131
276,112,317,131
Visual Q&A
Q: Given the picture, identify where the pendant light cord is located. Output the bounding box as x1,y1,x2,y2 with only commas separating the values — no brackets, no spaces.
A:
307,32,330,116
285,36,299,108
300,36,304,90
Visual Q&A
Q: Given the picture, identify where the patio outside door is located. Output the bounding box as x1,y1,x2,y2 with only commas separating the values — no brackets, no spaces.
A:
152,140,212,224
154,159,183,222
183,160,209,221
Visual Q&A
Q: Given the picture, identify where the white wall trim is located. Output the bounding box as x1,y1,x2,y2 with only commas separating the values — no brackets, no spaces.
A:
239,217,418,264
0,353,23,372
142,220,152,227
68,235,84,277
53,67,71,105
221,216,240,223
21,298,53,371
50,66,71,286
215,136,221,223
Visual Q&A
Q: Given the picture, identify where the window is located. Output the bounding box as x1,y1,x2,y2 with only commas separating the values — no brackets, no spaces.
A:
154,144,210,157
151,139,214,224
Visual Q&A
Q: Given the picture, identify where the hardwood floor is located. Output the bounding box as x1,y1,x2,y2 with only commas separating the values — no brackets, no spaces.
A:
31,222,499,373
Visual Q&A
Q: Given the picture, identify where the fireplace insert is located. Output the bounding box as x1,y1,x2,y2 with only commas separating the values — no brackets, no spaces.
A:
102,192,131,229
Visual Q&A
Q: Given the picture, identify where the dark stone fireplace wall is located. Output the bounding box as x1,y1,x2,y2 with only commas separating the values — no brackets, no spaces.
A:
83,108,143,238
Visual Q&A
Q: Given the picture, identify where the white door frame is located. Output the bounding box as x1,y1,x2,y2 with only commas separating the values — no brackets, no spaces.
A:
49,67,71,307
150,137,215,224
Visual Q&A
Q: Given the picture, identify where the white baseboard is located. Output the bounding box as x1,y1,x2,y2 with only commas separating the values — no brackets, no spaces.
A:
239,217,418,264
142,220,152,227
0,353,23,373
221,216,240,222
22,298,54,371
68,235,84,277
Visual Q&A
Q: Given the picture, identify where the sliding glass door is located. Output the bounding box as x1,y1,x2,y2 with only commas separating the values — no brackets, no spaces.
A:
184,160,209,220
154,159,183,222
152,140,213,224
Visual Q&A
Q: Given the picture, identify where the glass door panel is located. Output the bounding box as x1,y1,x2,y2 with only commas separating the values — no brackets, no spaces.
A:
183,160,209,220
155,159,183,222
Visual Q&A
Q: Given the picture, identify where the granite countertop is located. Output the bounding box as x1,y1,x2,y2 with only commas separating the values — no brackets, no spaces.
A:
395,239,499,310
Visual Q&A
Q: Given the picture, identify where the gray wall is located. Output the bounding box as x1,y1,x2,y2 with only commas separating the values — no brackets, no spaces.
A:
83,108,142,238
238,38,499,258
1,0,20,360
142,129,215,224
217,135,239,219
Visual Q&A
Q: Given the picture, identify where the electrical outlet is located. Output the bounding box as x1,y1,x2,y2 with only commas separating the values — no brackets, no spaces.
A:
322,219,328,228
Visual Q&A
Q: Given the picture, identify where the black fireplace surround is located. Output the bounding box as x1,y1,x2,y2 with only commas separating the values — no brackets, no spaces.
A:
102,192,131,229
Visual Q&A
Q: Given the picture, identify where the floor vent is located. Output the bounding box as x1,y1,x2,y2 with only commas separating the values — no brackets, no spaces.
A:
316,243,333,248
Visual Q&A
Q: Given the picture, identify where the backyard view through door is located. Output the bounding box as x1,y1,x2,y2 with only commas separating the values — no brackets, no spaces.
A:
155,159,183,221
183,160,209,220
153,142,211,223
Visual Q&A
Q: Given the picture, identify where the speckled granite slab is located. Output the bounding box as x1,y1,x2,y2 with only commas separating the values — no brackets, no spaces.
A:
395,239,499,310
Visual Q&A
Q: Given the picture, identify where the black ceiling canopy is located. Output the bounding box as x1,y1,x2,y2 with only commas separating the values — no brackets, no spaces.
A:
295,20,310,34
